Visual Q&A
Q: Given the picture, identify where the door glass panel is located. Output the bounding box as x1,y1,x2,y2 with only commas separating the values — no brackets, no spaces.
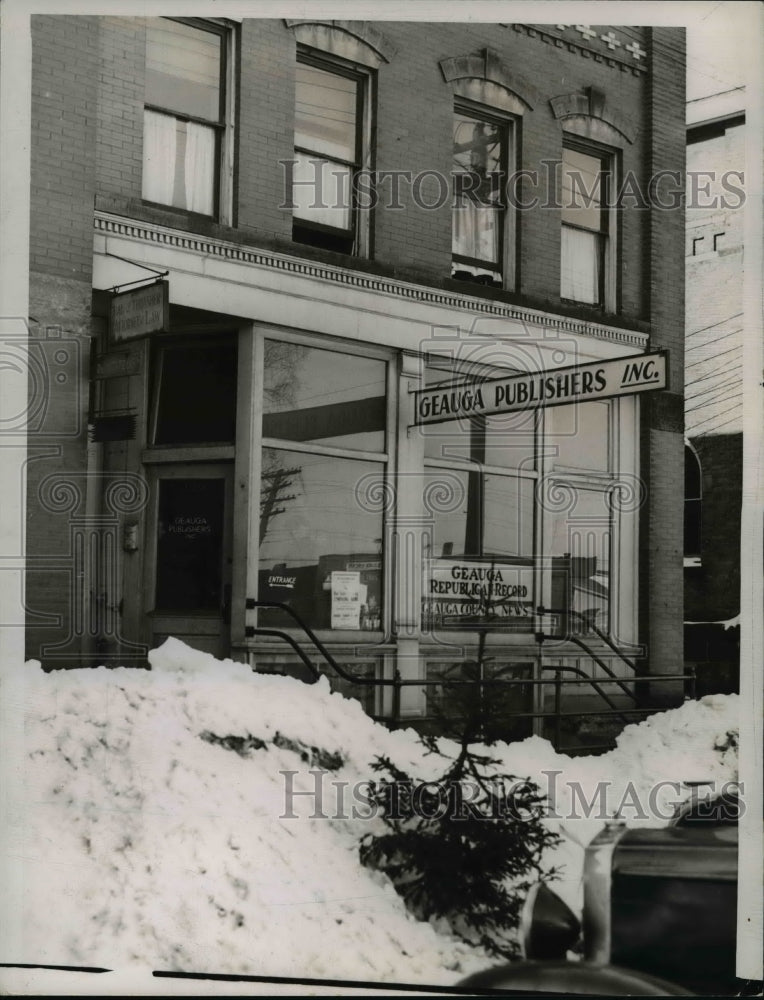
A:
155,477,225,611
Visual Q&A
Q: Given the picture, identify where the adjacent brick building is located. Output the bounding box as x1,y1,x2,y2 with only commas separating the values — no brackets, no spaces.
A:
23,17,687,745
684,94,745,695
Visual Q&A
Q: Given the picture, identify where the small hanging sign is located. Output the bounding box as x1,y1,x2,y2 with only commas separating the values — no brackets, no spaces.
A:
109,279,169,343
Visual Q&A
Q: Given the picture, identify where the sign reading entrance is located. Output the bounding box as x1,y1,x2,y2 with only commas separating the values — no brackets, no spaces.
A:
422,559,535,630
109,280,169,343
414,350,668,425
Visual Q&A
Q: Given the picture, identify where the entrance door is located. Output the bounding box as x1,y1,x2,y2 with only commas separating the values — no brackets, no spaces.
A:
146,464,233,658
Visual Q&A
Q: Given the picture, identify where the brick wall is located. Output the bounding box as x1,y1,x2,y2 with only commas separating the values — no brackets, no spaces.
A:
26,16,100,662
641,26,686,700
91,18,654,323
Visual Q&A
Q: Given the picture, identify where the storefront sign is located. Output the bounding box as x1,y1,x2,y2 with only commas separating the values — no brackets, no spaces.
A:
414,350,668,425
331,571,364,629
422,559,534,628
109,280,169,343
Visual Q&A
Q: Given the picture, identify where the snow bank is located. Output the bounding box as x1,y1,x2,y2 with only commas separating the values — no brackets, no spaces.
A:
2,639,739,987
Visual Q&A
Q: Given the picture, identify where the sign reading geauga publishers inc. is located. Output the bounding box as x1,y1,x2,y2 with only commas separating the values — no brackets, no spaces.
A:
109,280,169,343
414,350,668,425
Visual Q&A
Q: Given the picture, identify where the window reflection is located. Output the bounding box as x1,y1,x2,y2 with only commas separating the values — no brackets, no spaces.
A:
452,111,507,285
547,487,610,633
263,341,386,451
258,450,384,631
545,401,609,471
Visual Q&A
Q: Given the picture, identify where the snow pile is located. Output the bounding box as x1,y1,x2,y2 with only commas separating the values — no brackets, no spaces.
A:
3,639,739,986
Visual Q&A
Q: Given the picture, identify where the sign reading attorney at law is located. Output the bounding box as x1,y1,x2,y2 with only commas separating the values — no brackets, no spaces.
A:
414,350,668,425
109,280,169,343
422,559,535,628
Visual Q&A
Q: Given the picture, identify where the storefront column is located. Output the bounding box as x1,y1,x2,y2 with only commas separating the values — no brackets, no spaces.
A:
232,323,260,658
392,352,427,717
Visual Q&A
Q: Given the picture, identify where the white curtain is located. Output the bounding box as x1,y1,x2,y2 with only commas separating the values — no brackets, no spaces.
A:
185,121,215,215
561,225,601,304
142,110,176,205
452,196,498,264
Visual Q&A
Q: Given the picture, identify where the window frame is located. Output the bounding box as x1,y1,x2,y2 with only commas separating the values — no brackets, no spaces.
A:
417,359,635,645
451,99,516,290
255,331,395,642
147,332,239,451
141,17,236,224
560,138,618,311
292,46,374,257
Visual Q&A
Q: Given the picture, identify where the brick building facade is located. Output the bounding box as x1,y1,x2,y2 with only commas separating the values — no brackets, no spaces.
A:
684,98,745,694
22,16,687,741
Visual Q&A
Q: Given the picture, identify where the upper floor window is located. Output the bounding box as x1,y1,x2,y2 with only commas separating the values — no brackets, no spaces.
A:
142,19,230,218
560,144,613,308
452,107,510,287
292,53,371,255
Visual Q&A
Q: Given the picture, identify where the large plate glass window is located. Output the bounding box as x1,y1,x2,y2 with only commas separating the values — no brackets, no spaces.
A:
420,365,536,631
292,53,371,255
452,106,510,287
259,341,388,632
542,400,613,636
560,144,612,306
143,18,229,217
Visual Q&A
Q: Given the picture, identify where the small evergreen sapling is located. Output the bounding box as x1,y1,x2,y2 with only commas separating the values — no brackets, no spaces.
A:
360,638,561,959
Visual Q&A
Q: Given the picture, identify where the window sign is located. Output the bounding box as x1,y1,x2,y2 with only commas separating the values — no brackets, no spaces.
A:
423,559,534,630
330,571,364,629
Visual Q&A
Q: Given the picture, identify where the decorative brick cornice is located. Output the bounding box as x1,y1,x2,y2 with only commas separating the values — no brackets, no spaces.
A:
509,23,648,76
94,212,649,350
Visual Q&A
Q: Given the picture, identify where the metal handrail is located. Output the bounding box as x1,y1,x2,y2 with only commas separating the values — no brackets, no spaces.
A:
245,599,694,747
537,605,640,673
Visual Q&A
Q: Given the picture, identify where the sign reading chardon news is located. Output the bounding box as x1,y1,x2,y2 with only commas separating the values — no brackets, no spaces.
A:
414,350,668,425
109,280,169,343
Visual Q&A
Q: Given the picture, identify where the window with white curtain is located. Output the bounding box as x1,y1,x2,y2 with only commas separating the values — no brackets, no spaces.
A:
560,144,612,306
142,18,228,217
452,106,510,287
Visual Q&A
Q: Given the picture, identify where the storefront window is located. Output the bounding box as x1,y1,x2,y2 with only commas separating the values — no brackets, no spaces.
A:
545,400,609,471
259,340,388,633
258,449,384,630
546,486,611,633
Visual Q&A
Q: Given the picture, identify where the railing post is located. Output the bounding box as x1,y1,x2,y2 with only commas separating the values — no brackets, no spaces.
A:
553,669,563,752
391,668,402,731
686,663,697,701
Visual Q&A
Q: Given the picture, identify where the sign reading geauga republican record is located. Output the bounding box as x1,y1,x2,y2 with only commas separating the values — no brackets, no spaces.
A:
414,350,668,425
422,559,535,629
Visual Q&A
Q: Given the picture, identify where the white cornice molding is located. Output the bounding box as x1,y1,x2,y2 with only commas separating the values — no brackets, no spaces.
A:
94,211,649,350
